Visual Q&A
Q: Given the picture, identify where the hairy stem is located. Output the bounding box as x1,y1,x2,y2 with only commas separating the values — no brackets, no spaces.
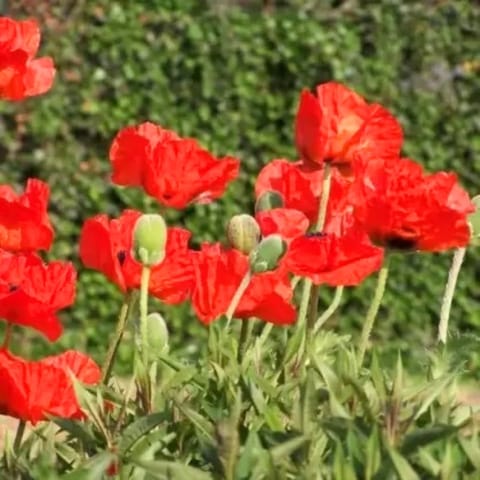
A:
357,262,389,367
438,247,467,344
226,270,252,325
102,290,138,384
140,266,151,366
313,286,344,334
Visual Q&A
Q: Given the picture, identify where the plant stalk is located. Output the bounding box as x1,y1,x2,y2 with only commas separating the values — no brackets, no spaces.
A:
226,270,252,326
13,420,26,453
438,247,467,344
140,266,151,366
102,290,138,384
357,261,390,367
313,286,344,334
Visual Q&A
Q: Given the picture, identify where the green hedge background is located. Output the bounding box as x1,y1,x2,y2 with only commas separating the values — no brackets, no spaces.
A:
1,0,480,371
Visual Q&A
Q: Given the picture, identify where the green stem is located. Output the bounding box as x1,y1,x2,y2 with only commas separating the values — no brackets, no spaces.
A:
313,286,344,334
226,270,252,325
13,420,26,453
237,320,252,364
438,247,466,344
1,323,12,350
357,261,390,367
102,290,138,384
305,162,333,330
140,266,151,366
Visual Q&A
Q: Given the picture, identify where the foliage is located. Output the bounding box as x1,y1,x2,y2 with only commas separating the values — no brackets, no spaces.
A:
3,326,480,479
1,0,479,371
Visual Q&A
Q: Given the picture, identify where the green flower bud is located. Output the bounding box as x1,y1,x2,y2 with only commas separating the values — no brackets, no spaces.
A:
227,214,261,255
469,195,480,244
146,312,169,359
133,214,167,266
249,234,286,273
255,190,284,213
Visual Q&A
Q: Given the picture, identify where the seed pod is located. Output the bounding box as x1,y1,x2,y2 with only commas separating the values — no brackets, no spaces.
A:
249,234,286,273
255,190,284,213
226,214,261,255
132,214,167,266
146,312,169,358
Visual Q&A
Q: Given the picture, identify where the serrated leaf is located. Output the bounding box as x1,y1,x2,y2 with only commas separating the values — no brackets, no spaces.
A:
269,435,308,463
459,436,480,470
132,459,212,479
53,418,96,449
401,424,458,455
416,448,441,476
61,451,115,480
370,350,387,400
413,374,456,420
333,442,356,480
365,427,380,480
119,412,167,456
387,446,420,480
235,431,264,480
174,401,215,443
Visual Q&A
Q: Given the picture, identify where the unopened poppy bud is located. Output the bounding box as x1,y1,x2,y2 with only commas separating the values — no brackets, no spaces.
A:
249,234,286,273
227,214,261,255
133,214,167,266
255,190,284,213
469,195,480,244
146,312,169,358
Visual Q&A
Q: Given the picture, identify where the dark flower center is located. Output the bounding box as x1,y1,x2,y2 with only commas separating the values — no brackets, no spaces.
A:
117,250,127,266
384,236,417,251
305,232,327,238
8,284,18,292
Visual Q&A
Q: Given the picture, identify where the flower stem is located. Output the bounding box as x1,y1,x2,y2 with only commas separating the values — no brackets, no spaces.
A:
313,286,344,334
140,266,151,366
438,247,467,344
226,270,252,326
237,320,252,364
102,290,138,384
357,261,390,367
306,162,333,330
1,323,13,350
13,420,26,453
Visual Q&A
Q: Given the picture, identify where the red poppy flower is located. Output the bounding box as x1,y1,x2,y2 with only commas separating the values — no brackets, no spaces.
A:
0,251,75,341
0,178,54,252
255,159,351,225
0,349,100,425
109,122,240,209
283,221,384,286
79,210,194,303
256,208,309,243
109,122,180,186
191,243,296,325
294,82,403,170
0,17,55,100
351,157,475,252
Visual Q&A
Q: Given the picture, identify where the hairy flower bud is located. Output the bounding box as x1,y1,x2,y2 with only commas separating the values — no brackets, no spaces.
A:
226,214,261,255
469,195,480,244
255,190,284,213
133,214,167,266
146,312,169,358
249,234,286,273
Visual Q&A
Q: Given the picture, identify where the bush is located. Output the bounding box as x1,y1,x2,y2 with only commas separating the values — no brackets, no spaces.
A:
1,0,479,370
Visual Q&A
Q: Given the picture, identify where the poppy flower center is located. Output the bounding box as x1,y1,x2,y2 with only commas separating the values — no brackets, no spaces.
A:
116,250,127,266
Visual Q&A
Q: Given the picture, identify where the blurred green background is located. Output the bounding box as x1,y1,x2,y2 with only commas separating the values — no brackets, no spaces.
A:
1,0,479,372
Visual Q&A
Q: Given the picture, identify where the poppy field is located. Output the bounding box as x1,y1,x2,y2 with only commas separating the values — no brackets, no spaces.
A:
2,4,480,479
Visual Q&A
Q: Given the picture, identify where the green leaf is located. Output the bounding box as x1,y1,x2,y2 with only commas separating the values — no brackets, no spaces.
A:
386,446,420,480
132,460,213,480
174,401,215,443
416,449,441,476
235,431,264,480
119,412,167,456
364,427,380,480
459,436,480,470
53,418,96,449
61,452,115,480
401,424,459,455
413,374,456,420
269,435,309,464
333,442,356,480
